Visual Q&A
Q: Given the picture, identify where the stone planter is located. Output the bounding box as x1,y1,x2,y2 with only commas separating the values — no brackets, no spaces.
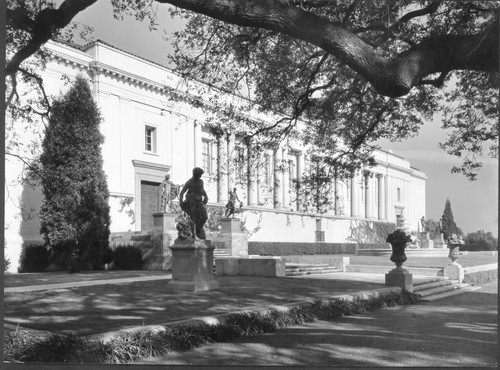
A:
389,242,408,268
448,244,461,264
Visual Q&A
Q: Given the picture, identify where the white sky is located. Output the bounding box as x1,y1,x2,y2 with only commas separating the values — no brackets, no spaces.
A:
66,1,498,236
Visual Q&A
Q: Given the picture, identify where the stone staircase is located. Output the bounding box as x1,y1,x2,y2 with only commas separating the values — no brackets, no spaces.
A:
413,277,481,301
285,263,342,276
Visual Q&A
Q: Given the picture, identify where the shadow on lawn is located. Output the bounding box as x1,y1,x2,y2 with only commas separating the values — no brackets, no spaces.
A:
4,275,386,336
141,289,498,367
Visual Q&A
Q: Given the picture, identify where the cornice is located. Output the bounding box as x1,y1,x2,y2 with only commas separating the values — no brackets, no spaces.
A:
132,160,171,172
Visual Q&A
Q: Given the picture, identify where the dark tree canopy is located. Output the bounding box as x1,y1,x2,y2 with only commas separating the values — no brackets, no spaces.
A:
440,198,462,239
5,0,499,183
39,76,110,272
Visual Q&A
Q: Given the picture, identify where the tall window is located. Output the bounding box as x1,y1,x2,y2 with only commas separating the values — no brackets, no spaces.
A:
145,125,157,153
397,187,401,202
202,139,211,174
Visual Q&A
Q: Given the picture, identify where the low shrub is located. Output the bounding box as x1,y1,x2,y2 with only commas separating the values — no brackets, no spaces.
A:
4,254,11,272
463,269,498,286
248,242,357,256
18,243,51,273
112,244,143,270
3,291,420,364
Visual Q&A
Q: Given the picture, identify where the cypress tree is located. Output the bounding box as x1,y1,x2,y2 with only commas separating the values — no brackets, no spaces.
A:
39,76,110,272
440,198,461,239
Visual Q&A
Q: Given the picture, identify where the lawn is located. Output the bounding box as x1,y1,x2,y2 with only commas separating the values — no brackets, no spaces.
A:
3,274,387,336
349,253,498,268
3,270,170,288
284,251,497,268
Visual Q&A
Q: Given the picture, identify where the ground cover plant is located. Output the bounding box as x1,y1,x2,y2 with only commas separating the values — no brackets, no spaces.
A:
4,291,419,364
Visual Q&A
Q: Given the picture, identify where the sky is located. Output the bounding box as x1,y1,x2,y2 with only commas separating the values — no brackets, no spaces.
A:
66,1,498,236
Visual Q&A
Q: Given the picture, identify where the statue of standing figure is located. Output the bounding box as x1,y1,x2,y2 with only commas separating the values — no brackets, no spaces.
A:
160,173,179,213
225,187,242,218
179,167,209,239
420,216,426,232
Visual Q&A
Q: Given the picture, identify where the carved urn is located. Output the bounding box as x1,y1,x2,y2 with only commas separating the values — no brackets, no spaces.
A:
446,234,464,264
386,229,414,269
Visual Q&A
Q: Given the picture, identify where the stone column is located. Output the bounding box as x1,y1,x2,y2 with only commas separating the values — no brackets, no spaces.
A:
365,173,374,219
297,152,305,211
218,137,228,203
227,133,235,191
247,144,258,206
193,120,202,168
282,147,290,210
351,174,360,217
273,147,282,209
377,174,385,220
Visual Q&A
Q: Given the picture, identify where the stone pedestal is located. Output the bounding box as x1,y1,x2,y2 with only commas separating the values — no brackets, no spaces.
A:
145,213,177,270
434,233,446,248
419,232,434,249
444,262,464,283
215,256,286,277
168,238,219,292
219,218,248,256
385,267,413,293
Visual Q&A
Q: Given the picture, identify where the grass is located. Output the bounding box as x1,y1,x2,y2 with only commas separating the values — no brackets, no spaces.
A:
4,291,419,364
350,253,497,268
4,275,387,336
283,252,497,268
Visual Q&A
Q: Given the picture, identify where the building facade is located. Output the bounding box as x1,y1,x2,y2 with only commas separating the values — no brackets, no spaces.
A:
4,40,427,271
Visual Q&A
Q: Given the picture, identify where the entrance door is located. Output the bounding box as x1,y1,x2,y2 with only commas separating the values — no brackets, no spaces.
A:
141,180,160,231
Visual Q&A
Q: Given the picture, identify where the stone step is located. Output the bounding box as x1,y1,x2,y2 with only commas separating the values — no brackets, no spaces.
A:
286,263,330,270
419,285,482,302
413,279,454,292
286,267,342,276
346,264,443,276
416,282,462,297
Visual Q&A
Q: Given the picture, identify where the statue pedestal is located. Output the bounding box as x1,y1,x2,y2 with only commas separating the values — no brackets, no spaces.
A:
444,262,464,283
385,267,413,293
219,218,248,256
434,233,446,249
418,232,434,249
146,213,177,270
168,238,219,292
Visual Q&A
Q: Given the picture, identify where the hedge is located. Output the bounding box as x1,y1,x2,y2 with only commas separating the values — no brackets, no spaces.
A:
18,243,51,273
248,242,358,256
463,269,498,286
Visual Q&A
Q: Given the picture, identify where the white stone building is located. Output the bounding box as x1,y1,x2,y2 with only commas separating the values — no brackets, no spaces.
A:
4,40,427,271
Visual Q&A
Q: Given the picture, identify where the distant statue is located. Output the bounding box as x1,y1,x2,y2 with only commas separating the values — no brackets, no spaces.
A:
225,187,242,218
420,216,426,232
160,174,179,213
179,167,209,239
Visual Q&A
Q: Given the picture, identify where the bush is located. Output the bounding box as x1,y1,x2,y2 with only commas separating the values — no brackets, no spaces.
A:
102,247,114,265
248,242,357,256
112,244,143,270
4,252,11,272
463,269,498,286
18,243,51,273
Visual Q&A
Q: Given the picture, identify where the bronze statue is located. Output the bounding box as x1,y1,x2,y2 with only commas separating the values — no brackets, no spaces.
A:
179,167,209,239
225,187,242,218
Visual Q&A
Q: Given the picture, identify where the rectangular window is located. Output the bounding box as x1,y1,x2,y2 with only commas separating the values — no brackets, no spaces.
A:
264,155,272,185
202,139,211,174
145,125,157,153
397,187,401,202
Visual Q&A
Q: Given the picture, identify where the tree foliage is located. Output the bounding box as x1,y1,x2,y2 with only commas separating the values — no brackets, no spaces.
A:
440,198,462,239
5,0,499,187
464,230,498,251
39,76,110,272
